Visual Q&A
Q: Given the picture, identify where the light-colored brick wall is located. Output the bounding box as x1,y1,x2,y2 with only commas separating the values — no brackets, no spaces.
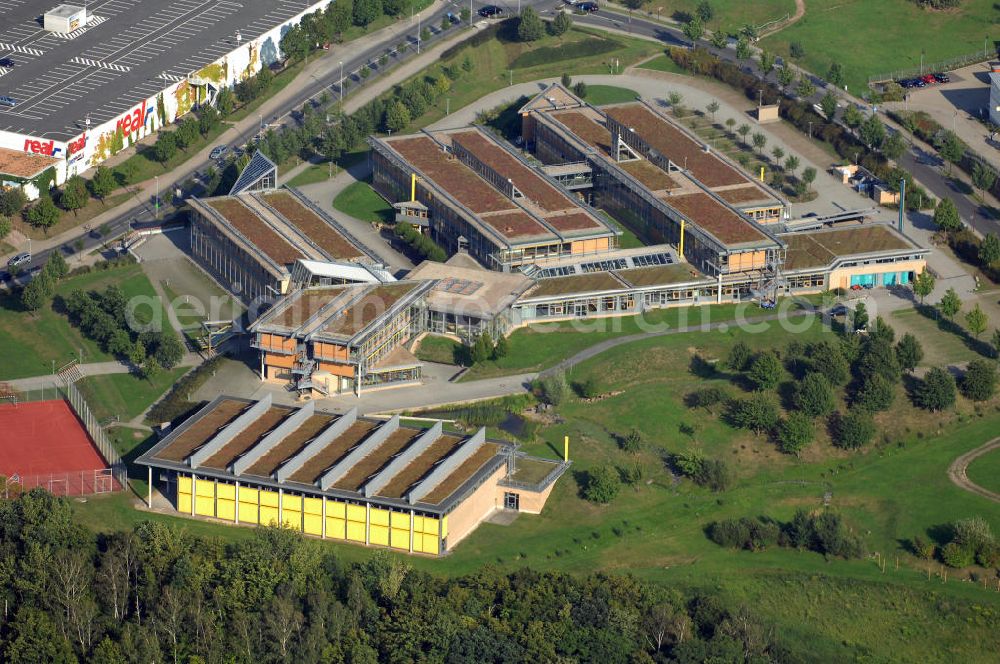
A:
445,464,504,549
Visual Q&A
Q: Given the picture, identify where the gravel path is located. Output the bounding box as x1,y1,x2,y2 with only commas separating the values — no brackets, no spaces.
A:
946,437,1000,503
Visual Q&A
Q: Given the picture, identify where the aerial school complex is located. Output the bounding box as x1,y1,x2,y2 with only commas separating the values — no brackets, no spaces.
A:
0,0,332,197
156,86,929,551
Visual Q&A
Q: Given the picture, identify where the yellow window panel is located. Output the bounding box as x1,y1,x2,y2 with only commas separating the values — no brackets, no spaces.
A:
346,520,366,543
326,517,346,540
391,510,410,529
240,503,259,524
195,479,215,498
369,525,389,547
216,499,235,521
259,505,279,526
441,516,448,538
369,508,390,527
390,528,410,550
178,476,192,494
178,492,192,513
420,535,440,555
259,490,279,508
237,486,258,504
326,501,346,519
303,513,323,536
346,503,366,523
194,495,214,517
282,510,302,531
216,484,236,501
303,497,323,516
422,517,439,535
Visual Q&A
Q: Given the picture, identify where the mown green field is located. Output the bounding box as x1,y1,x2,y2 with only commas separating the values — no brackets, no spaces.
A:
967,445,1000,495
76,367,190,423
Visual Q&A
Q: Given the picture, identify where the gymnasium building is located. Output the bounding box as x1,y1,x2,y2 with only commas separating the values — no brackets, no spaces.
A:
137,395,567,555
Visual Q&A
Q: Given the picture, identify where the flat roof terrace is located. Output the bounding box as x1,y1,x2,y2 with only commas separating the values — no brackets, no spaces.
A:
0,0,314,139
665,192,767,247
781,225,918,271
318,282,420,340
0,146,61,178
204,198,305,267
261,191,365,261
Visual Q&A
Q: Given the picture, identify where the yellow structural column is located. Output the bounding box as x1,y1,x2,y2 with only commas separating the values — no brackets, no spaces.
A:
321,496,327,539
564,436,569,462
409,510,414,554
760,166,765,182
234,481,240,525
190,473,196,516
410,173,416,202
679,219,685,258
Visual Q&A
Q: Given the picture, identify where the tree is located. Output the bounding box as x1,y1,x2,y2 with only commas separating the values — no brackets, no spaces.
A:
913,367,956,411
549,9,572,36
667,90,684,110
827,61,845,87
725,340,752,372
352,0,381,27
807,341,851,386
735,36,751,61
819,92,837,120
736,123,751,146
20,272,53,311
938,287,962,321
493,334,509,359
882,131,906,161
44,251,68,282
142,355,161,380
777,66,795,88
960,359,997,401
26,195,59,229
724,117,736,135
965,303,989,338
751,131,767,156
621,428,643,453
851,301,869,331
471,331,494,364
859,114,886,150
913,269,935,303
895,333,923,372
832,410,876,449
0,186,28,216
89,166,116,200
771,146,785,165
795,373,835,417
561,72,572,88
0,215,10,240
583,465,620,503
789,41,805,59
801,166,817,192
683,16,704,43
152,131,178,163
710,29,728,49
59,175,88,214
784,155,800,176
936,130,964,171
933,198,962,231
796,76,816,98
383,100,410,133
759,50,776,77
572,81,588,99
855,373,895,412
777,412,814,455
128,340,146,368
173,118,200,149
539,371,567,406
696,0,714,22
728,393,780,435
972,161,998,197
980,233,1000,266
154,332,185,369
747,351,783,390
843,104,863,133
517,7,544,42
198,105,220,135
706,100,720,122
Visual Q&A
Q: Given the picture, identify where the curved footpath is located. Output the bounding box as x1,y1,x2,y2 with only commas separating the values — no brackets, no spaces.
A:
947,438,1000,503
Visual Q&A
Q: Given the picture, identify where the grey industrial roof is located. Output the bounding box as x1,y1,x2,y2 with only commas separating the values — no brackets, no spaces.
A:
0,0,311,139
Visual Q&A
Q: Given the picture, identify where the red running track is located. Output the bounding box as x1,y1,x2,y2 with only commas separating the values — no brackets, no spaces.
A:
0,400,109,477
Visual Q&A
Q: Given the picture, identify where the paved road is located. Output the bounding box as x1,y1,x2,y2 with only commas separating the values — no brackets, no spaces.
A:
947,437,1000,504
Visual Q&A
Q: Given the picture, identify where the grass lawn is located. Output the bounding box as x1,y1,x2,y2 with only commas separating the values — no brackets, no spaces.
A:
0,263,164,380
760,0,1000,95
332,180,393,223
599,209,644,249
636,53,689,75
12,192,132,242
607,0,795,30
582,84,640,106
76,367,190,423
890,307,991,366
966,445,1000,495
461,298,816,380
414,334,465,365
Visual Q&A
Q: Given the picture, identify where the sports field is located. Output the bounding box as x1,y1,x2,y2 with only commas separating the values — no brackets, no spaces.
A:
0,400,110,493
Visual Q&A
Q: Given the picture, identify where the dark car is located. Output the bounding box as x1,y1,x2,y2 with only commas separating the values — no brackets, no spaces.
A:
913,79,926,87
577,1,598,10
898,79,915,88
0,58,14,67
933,72,950,83
478,5,504,16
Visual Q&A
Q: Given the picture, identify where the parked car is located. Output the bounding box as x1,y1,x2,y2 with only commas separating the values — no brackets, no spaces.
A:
0,95,17,107
478,5,504,16
577,1,599,10
802,212,819,218
0,58,14,67
912,79,926,88
209,145,228,160
898,79,915,88
7,252,30,268
933,72,950,83
921,74,937,85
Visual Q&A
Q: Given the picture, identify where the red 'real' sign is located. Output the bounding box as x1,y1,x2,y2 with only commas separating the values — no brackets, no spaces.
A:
116,100,148,135
23,138,62,157
68,133,87,155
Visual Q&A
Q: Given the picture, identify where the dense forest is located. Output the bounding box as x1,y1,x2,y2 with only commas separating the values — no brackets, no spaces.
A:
0,490,802,663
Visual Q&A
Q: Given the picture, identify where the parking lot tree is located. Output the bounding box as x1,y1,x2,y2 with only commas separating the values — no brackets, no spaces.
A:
583,465,621,504
769,147,784,166
938,287,962,321
895,333,923,373
706,100,720,122
88,166,116,201
796,76,816,98
751,132,767,156
777,66,794,89
972,162,998,198
759,50,776,77
696,0,713,21
710,30,728,49
517,7,544,42
936,130,964,171
783,154,799,177
58,175,89,214
735,36,751,61
352,0,380,27
933,197,961,231
832,409,876,449
152,132,177,164
0,187,27,216
383,101,410,133
667,90,683,110
965,303,988,339
725,339,752,372
801,166,817,192
882,131,906,161
961,359,997,401
842,103,862,133
419,26,430,42
736,123,751,146
795,372,835,417
979,233,1000,266
777,412,814,455
724,117,736,135
683,16,704,43
460,6,469,21
550,10,572,36
820,92,837,120
26,195,59,229
914,366,956,411
748,351,783,391
859,114,886,150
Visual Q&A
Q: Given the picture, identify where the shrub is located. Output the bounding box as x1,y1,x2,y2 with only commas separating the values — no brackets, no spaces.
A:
960,359,997,401
940,541,975,568
575,376,600,399
708,517,780,551
583,465,620,503
538,371,568,406
832,410,876,449
619,461,643,486
854,373,895,412
727,393,779,434
776,412,814,455
620,428,643,453
913,367,956,411
672,452,734,492
747,351,783,391
795,373,835,417
686,385,730,411
725,340,752,372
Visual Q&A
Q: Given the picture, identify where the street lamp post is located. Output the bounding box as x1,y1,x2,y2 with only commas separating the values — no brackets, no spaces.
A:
339,60,344,102
417,14,421,54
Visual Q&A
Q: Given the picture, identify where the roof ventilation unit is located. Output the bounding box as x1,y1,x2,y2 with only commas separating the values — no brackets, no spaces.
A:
44,5,87,33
